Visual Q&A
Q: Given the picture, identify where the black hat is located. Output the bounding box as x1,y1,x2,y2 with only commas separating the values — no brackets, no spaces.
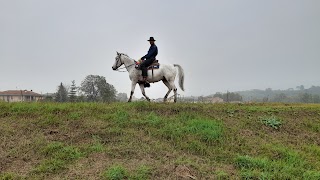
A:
147,37,156,41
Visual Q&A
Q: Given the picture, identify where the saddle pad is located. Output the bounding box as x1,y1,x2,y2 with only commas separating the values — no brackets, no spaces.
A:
147,65,160,70
135,60,160,70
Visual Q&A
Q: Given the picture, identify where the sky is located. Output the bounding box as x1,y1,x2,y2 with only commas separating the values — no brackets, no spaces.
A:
1,0,319,98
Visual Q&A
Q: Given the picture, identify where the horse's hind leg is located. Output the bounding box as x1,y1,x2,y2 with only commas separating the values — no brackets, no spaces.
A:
168,80,178,103
162,79,172,102
139,84,151,102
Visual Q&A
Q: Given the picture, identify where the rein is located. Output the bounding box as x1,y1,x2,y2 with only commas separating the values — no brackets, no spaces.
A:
115,63,135,72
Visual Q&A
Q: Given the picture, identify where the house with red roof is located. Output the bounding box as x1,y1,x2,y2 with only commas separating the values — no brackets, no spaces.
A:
0,90,43,102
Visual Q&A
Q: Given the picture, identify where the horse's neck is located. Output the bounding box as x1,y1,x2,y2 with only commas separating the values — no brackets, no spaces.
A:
122,57,135,71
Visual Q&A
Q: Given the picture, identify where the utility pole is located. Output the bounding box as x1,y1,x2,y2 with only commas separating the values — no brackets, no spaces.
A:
20,90,23,102
227,91,229,103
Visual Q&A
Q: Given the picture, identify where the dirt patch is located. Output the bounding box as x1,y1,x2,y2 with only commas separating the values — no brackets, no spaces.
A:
174,165,196,179
0,157,12,172
239,129,255,137
2,158,37,176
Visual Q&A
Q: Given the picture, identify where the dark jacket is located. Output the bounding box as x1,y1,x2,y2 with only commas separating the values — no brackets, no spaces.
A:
142,44,158,60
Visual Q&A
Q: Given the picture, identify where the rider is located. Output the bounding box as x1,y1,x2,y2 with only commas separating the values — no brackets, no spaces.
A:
140,37,158,82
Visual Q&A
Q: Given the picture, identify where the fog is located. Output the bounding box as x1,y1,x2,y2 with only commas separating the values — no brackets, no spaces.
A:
1,0,319,98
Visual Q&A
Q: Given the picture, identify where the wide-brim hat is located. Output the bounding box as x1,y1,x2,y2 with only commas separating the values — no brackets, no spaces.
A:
147,37,156,41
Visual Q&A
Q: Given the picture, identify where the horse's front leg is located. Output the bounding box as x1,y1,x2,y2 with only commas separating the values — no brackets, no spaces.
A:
139,84,150,102
128,82,137,102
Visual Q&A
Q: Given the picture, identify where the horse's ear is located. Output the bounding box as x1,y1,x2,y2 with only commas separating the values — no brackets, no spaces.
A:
116,51,119,55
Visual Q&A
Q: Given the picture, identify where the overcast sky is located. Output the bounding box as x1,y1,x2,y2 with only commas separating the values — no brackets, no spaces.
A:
1,0,319,98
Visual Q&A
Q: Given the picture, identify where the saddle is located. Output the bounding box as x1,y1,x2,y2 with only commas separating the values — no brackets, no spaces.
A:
135,60,160,88
135,60,160,70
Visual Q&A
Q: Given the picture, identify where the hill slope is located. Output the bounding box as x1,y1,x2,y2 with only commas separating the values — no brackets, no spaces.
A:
1,102,320,179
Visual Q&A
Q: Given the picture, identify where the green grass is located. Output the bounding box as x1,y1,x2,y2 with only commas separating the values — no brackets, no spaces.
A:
0,102,320,179
33,142,84,173
0,172,21,180
132,165,152,180
88,135,105,152
103,165,128,180
102,164,151,180
185,118,223,143
215,170,229,180
235,143,320,179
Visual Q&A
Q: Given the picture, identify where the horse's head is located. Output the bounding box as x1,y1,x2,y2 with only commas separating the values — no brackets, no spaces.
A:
112,51,124,70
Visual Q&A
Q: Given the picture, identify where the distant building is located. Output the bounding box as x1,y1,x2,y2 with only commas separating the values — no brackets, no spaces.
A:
204,97,224,103
213,97,224,103
0,90,43,102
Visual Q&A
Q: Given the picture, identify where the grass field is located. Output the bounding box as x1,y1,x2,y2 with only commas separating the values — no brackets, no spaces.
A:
0,102,320,179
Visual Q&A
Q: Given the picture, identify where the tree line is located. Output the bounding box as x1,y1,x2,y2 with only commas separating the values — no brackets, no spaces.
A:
49,75,121,102
188,85,320,103
237,85,320,103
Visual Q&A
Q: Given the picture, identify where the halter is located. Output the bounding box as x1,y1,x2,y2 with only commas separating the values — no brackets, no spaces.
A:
114,54,135,72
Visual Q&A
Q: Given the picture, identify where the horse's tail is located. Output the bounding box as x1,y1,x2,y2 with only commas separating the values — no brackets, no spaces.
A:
174,64,185,91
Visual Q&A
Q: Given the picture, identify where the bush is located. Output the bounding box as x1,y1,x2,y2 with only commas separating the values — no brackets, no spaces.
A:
259,116,282,129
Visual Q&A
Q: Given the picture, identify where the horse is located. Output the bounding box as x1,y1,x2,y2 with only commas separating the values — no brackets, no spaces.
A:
112,52,185,102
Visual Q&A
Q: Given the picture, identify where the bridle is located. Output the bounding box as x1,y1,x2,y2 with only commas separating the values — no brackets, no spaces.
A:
114,54,135,72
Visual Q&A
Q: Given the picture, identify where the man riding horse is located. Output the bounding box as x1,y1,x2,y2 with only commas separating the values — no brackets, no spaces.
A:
140,37,158,83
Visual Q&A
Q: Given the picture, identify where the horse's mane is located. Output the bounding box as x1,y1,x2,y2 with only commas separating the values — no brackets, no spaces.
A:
119,53,135,60
120,53,129,57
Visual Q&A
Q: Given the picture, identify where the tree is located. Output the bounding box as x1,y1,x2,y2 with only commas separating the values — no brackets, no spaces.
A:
265,88,272,93
313,95,320,103
273,93,287,102
116,93,128,102
198,96,205,102
80,75,117,102
262,96,269,102
69,80,77,102
296,85,305,91
55,82,68,102
213,92,223,99
300,93,312,103
227,92,243,102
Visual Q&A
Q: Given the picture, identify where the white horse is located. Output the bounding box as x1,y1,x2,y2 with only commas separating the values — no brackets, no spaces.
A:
112,52,185,102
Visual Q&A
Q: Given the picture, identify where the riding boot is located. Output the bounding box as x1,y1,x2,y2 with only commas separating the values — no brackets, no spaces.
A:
142,76,150,88
144,83,150,88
